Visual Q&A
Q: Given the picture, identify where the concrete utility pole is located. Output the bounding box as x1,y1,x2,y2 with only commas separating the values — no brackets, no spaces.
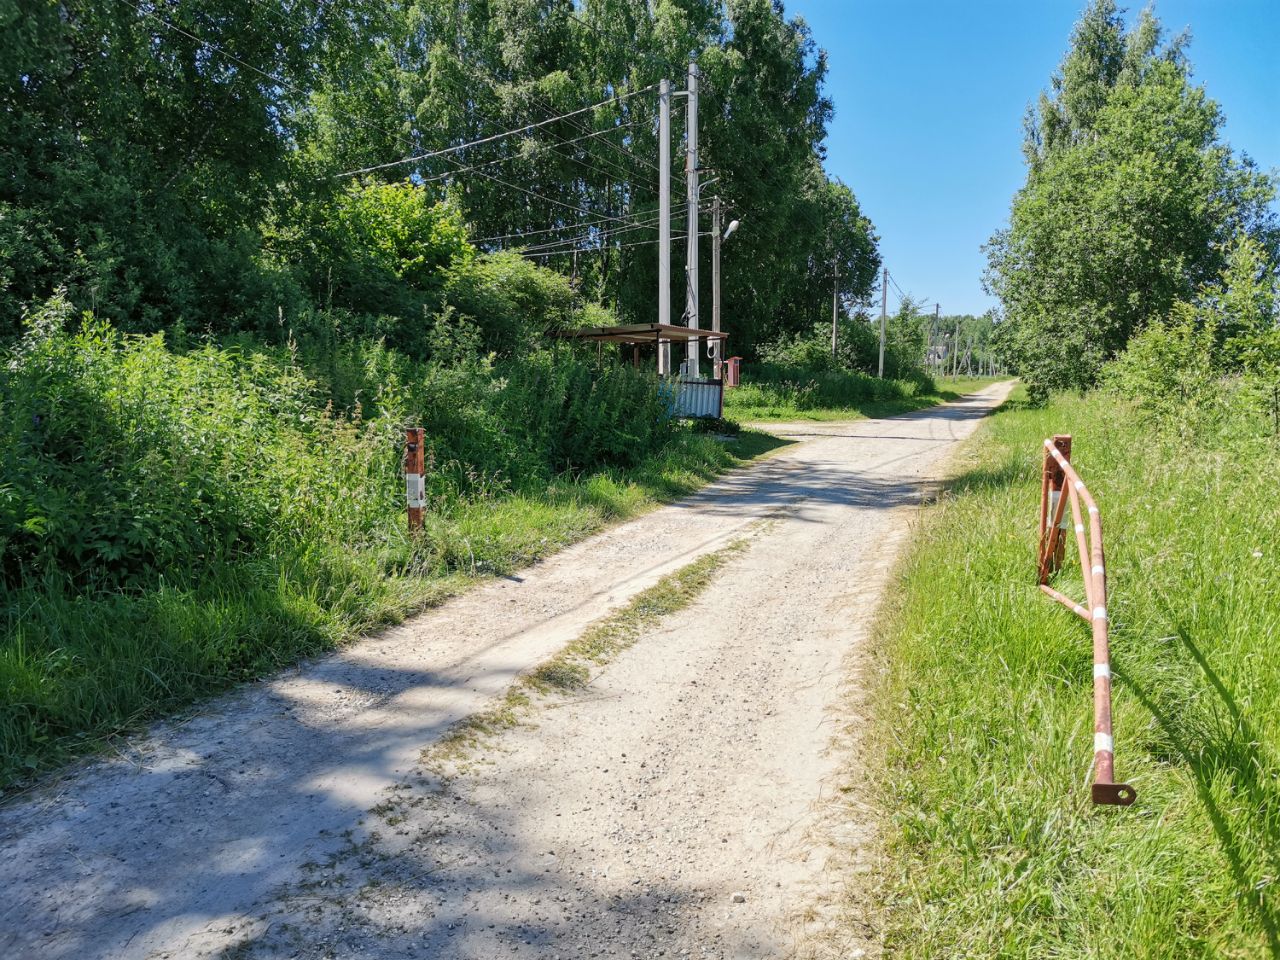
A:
877,266,888,378
952,314,962,378
934,303,940,374
830,260,840,357
711,199,740,378
685,61,700,378
657,78,671,375
712,196,722,369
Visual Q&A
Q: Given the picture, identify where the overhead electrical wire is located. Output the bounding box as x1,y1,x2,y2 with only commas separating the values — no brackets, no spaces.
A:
132,0,705,268
888,272,925,305
243,0,661,189
514,212,696,255
417,121,642,185
501,197,715,255
330,84,658,179
235,0,693,238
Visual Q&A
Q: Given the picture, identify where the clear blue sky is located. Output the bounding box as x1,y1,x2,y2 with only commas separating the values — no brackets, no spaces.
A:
784,0,1280,316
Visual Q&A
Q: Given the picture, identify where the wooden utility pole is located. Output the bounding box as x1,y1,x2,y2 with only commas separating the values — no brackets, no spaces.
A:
877,266,888,378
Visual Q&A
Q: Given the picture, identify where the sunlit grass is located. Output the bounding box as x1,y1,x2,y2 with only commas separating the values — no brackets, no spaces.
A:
867,386,1280,957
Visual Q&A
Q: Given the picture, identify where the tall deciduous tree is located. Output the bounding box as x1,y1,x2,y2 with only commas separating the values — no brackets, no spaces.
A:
2,0,880,359
986,0,1277,401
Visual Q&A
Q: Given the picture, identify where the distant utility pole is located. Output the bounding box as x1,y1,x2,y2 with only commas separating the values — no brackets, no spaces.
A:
952,314,962,378
830,260,840,357
934,303,940,374
685,60,700,378
877,266,888,378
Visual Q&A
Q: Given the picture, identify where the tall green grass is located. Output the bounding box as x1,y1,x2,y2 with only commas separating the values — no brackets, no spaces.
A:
869,387,1280,957
0,310,781,790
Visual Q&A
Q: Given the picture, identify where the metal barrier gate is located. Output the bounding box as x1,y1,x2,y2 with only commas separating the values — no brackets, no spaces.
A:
1038,434,1136,807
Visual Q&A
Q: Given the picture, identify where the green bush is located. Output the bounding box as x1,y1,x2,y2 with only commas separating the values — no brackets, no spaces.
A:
0,295,397,590
731,362,933,413
0,294,675,596
444,251,580,356
757,311,933,389
1106,236,1280,437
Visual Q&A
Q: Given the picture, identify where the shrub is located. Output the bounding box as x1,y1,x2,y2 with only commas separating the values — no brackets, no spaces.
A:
0,295,397,590
443,250,581,356
0,296,675,593
1104,303,1221,428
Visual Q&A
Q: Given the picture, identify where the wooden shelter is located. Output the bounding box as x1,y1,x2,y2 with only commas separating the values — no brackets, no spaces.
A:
550,323,729,371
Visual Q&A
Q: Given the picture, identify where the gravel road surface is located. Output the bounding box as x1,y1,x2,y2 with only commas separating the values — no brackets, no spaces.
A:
0,382,1012,959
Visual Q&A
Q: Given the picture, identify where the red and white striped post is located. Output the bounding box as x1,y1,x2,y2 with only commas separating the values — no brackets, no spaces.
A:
404,428,425,533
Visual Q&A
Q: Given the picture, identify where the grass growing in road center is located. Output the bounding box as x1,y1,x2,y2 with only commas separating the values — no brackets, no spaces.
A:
868,387,1280,958
424,539,747,767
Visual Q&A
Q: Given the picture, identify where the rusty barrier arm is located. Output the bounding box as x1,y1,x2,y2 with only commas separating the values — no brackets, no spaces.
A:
1037,436,1136,808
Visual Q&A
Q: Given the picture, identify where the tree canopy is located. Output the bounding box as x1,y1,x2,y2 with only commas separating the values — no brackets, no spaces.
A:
1,0,880,359
985,0,1277,400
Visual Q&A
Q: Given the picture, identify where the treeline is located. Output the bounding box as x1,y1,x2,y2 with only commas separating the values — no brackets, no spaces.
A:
986,0,1278,403
2,0,880,358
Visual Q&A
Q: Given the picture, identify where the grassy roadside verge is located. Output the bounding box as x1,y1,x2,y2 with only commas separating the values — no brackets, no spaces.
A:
866,387,1280,957
725,375,1001,422
0,426,785,795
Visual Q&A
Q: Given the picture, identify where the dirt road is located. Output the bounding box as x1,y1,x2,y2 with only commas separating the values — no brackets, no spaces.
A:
0,382,1012,959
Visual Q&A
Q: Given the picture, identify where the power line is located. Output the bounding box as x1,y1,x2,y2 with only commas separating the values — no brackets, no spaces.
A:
476,78,669,190
241,0,660,189
510,204,696,254
131,0,692,268
888,272,927,305
507,215,671,254
127,0,300,95
331,85,658,179
514,211,695,254
522,231,714,259
417,121,642,185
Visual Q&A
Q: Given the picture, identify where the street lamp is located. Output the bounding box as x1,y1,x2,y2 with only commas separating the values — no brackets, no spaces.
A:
711,198,741,372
